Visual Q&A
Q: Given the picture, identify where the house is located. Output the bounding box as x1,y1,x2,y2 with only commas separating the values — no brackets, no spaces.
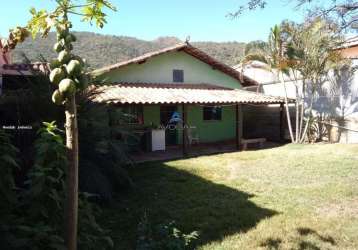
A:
89,42,290,156
0,40,48,94
234,37,358,143
0,41,49,133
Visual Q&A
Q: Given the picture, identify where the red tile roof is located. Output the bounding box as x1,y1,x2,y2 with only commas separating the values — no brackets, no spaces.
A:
88,82,291,105
91,43,258,87
1,62,49,75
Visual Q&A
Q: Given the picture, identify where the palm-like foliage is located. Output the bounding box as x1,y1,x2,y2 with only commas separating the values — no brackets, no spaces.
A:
242,24,296,142
283,19,345,142
242,19,345,143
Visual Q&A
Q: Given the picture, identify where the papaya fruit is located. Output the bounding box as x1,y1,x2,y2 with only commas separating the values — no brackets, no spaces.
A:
52,90,64,105
66,43,73,51
60,64,68,75
72,55,86,67
59,78,76,95
53,42,64,53
70,33,77,42
65,33,77,44
66,60,82,77
75,74,89,90
49,68,66,85
58,50,71,64
49,59,61,70
59,29,68,38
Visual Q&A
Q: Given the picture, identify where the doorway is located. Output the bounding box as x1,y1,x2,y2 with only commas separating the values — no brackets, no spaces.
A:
160,105,178,145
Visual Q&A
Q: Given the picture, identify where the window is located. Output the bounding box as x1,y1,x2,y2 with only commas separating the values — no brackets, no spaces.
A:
173,69,184,82
203,106,222,121
120,105,144,124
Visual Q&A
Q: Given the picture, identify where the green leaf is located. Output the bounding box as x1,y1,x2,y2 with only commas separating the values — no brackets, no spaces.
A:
1,155,19,168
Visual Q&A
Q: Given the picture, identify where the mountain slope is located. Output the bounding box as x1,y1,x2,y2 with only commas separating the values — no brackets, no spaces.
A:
12,32,246,69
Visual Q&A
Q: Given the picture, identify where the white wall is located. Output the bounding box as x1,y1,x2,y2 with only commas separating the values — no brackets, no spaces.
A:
248,62,358,143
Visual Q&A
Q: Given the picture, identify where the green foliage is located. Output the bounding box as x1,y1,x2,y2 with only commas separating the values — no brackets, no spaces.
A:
77,103,134,200
0,129,21,249
0,129,19,206
136,213,199,250
0,123,113,249
78,193,114,250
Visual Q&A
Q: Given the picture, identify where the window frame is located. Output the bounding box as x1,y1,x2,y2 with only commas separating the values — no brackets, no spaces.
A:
173,69,184,83
203,106,222,121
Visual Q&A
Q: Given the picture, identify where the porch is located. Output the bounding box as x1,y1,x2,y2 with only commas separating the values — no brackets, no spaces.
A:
89,83,293,160
129,140,282,163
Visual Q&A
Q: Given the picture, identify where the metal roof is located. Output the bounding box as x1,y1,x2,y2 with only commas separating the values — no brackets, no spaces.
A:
91,42,258,87
88,83,291,105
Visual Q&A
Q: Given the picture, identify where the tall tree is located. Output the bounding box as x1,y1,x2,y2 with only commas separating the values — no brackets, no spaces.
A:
242,25,296,142
242,19,345,143
1,1,116,249
283,19,345,142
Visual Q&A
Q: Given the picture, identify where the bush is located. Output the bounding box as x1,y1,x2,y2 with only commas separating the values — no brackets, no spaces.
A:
0,123,113,249
136,213,199,250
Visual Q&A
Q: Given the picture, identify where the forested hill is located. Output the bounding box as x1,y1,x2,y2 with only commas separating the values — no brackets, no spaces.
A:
11,32,246,69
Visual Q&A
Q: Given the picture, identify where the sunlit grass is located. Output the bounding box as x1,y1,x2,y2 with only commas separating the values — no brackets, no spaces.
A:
103,144,358,249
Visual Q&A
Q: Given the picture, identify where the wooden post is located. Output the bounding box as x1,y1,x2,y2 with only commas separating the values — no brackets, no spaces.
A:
279,103,285,142
182,103,188,156
236,104,243,150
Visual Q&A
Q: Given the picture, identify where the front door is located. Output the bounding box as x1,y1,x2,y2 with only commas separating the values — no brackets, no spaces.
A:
160,105,178,145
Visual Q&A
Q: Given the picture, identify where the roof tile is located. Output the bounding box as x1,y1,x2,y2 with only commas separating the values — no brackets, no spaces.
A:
88,83,292,105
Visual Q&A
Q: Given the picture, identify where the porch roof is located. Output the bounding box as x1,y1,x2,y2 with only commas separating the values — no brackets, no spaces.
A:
88,83,292,105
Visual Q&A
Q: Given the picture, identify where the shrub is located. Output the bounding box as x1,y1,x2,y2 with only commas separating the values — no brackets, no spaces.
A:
0,123,113,249
136,213,199,250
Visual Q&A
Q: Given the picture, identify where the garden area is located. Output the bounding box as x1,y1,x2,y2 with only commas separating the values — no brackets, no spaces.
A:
103,144,358,249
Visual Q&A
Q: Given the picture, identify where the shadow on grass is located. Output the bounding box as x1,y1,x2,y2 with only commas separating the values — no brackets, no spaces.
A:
260,238,282,250
104,162,277,249
260,227,336,250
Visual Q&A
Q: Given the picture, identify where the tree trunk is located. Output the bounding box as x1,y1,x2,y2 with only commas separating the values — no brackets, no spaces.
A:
280,72,295,143
298,80,306,142
65,94,78,250
299,86,315,143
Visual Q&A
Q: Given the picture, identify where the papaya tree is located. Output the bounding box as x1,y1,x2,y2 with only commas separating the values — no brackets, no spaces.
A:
1,1,116,250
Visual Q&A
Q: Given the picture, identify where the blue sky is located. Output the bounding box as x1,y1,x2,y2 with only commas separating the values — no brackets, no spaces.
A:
0,0,306,42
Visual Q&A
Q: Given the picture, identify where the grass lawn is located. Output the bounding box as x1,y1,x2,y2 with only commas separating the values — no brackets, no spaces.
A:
102,144,358,249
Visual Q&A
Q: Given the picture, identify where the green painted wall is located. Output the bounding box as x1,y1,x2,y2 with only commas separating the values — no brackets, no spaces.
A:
97,51,242,89
143,105,160,126
142,104,236,144
187,105,236,143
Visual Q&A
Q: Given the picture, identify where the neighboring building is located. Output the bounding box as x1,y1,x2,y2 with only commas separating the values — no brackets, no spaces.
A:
337,36,358,59
233,61,302,99
89,42,289,154
0,41,48,94
234,37,358,143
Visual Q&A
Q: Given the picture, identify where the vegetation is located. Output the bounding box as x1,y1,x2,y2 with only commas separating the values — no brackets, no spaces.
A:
102,144,358,249
11,33,247,68
232,0,358,32
23,2,116,248
1,1,117,249
243,19,345,143
0,124,113,250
